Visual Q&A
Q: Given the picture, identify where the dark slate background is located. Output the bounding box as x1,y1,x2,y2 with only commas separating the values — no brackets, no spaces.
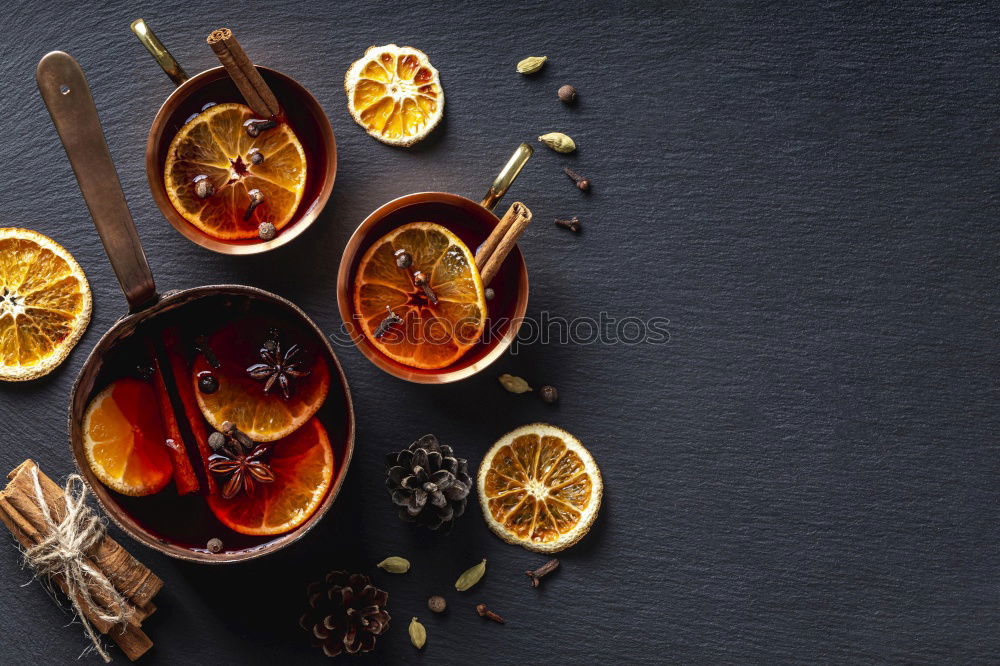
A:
0,1,997,663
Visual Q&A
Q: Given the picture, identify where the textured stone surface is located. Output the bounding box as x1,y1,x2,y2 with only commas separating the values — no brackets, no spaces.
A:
0,1,997,663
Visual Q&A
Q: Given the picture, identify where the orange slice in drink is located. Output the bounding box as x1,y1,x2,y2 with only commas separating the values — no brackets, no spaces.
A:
193,323,330,442
163,103,307,240
207,418,334,535
82,378,174,496
344,44,444,147
478,423,603,553
353,222,487,369
0,228,91,381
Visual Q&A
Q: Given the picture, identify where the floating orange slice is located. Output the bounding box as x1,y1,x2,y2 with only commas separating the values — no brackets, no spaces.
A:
0,228,91,381
353,222,487,369
207,418,334,535
163,103,307,240
478,423,603,553
82,378,174,497
193,324,330,442
344,44,444,147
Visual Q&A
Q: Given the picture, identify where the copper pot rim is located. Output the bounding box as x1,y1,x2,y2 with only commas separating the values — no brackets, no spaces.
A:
144,65,337,256
336,191,530,384
67,284,355,564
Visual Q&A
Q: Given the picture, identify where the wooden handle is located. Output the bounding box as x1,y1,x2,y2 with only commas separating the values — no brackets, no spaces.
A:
36,52,156,312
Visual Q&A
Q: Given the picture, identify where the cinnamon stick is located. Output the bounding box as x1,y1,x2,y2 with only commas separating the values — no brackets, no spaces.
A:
162,327,218,495
476,202,532,285
0,474,154,660
148,339,200,494
6,460,163,607
207,28,281,118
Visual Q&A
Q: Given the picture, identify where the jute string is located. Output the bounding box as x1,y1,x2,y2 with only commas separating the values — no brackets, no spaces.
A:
22,467,132,662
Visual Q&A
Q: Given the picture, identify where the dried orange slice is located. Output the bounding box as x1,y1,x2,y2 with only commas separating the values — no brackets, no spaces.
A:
207,418,334,535
193,324,330,442
163,103,307,240
478,423,603,553
0,228,91,381
353,222,486,369
82,378,174,497
344,44,444,147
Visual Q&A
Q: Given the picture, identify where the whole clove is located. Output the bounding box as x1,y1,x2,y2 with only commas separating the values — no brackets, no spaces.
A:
563,167,590,191
244,189,264,220
525,558,560,587
476,603,505,624
374,306,403,339
412,270,438,304
555,217,581,232
245,119,276,137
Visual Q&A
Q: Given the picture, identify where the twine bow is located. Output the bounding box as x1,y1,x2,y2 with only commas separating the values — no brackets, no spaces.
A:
23,467,132,662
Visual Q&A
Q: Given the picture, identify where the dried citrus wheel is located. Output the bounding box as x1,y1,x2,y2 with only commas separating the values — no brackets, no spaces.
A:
0,228,91,381
163,103,307,240
82,378,174,497
207,418,334,535
478,423,603,553
193,324,330,442
344,44,444,147
353,222,487,369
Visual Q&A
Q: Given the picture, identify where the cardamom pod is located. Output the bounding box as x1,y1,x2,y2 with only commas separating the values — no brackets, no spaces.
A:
538,132,576,153
409,617,427,649
455,558,487,591
377,556,411,573
516,56,547,74
498,373,532,394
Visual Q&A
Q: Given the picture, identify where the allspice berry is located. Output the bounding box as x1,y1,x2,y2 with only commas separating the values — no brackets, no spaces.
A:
558,84,577,103
485,287,495,301
206,538,223,553
539,385,559,403
258,221,276,241
427,595,447,613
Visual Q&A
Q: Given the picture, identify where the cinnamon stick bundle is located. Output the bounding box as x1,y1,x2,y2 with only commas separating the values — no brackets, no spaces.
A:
207,28,281,118
0,460,161,661
475,202,532,285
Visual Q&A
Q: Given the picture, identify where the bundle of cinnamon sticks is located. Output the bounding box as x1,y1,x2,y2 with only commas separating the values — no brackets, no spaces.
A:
475,201,533,285
0,460,160,661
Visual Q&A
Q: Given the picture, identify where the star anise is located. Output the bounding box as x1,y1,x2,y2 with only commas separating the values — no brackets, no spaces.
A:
246,334,310,400
207,421,275,499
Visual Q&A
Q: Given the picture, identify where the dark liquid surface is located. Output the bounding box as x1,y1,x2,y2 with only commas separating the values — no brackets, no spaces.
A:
90,294,350,554
348,198,526,374
155,70,331,245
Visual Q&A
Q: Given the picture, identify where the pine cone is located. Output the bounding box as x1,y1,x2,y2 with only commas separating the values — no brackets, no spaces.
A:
299,571,390,657
385,434,471,530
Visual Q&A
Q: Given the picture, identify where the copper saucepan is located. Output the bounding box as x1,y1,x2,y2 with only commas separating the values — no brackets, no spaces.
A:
37,51,354,564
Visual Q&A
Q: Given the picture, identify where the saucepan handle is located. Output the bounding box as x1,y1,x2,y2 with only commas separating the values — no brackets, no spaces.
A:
480,143,533,212
131,19,189,86
37,51,158,312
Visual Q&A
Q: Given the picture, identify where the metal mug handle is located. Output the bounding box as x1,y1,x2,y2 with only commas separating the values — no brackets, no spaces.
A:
131,19,189,86
481,143,533,211
37,51,158,312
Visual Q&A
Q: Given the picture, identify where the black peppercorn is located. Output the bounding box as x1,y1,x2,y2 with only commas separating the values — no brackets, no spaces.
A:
395,249,412,268
427,595,447,613
539,385,558,403
198,372,219,394
195,178,214,199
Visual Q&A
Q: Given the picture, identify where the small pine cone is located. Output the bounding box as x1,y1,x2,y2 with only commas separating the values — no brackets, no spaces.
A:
385,434,471,531
299,571,390,657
